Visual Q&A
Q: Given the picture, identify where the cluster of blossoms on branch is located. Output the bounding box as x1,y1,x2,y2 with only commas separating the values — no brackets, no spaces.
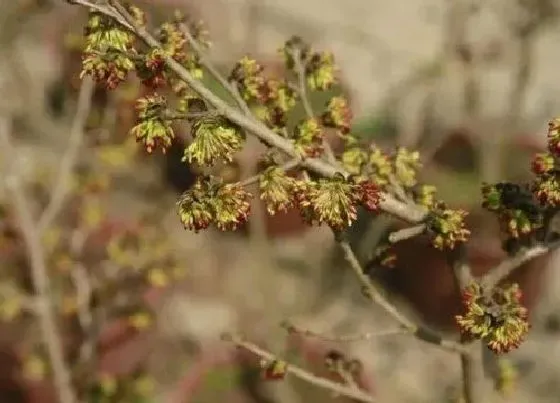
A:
76,1,558,359
456,283,529,354
481,118,560,252
78,4,472,251
454,119,560,353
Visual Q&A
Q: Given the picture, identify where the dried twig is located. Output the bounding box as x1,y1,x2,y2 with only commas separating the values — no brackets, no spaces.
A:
221,333,376,403
0,117,78,403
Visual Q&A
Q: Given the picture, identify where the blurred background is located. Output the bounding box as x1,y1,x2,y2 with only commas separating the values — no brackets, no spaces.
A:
2,0,560,402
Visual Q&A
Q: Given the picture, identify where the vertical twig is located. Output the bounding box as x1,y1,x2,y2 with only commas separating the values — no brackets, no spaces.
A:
448,246,488,403
0,117,78,403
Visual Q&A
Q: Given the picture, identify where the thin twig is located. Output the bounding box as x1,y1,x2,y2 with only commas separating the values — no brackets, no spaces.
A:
388,224,426,243
448,241,486,403
0,117,78,403
37,76,94,233
460,343,487,403
479,242,560,291
337,240,467,354
282,320,408,342
221,333,376,403
178,22,253,117
71,0,427,225
67,0,132,29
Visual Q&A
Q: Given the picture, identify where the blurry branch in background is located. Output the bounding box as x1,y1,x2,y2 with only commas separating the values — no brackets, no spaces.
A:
0,118,78,403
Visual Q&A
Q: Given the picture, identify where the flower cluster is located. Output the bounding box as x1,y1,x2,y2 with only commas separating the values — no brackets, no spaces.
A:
260,359,288,381
281,36,337,90
547,117,560,155
456,282,530,354
229,58,297,131
481,117,560,252
529,120,560,207
258,166,297,215
177,176,252,232
171,15,210,80
80,8,143,89
322,96,352,135
393,148,421,187
341,140,419,189
129,94,175,153
306,52,336,91
412,184,437,209
257,79,297,130
136,20,190,89
425,201,470,250
482,183,542,241
294,174,379,231
229,56,266,102
293,118,324,157
183,117,245,166
339,140,469,250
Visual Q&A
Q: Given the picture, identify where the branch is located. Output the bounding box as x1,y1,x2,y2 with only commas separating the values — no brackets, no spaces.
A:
221,333,376,403
0,118,78,403
178,22,253,117
479,241,560,291
37,76,94,233
448,243,474,291
447,243,486,403
337,239,467,354
388,224,426,243
281,320,408,342
69,0,427,225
